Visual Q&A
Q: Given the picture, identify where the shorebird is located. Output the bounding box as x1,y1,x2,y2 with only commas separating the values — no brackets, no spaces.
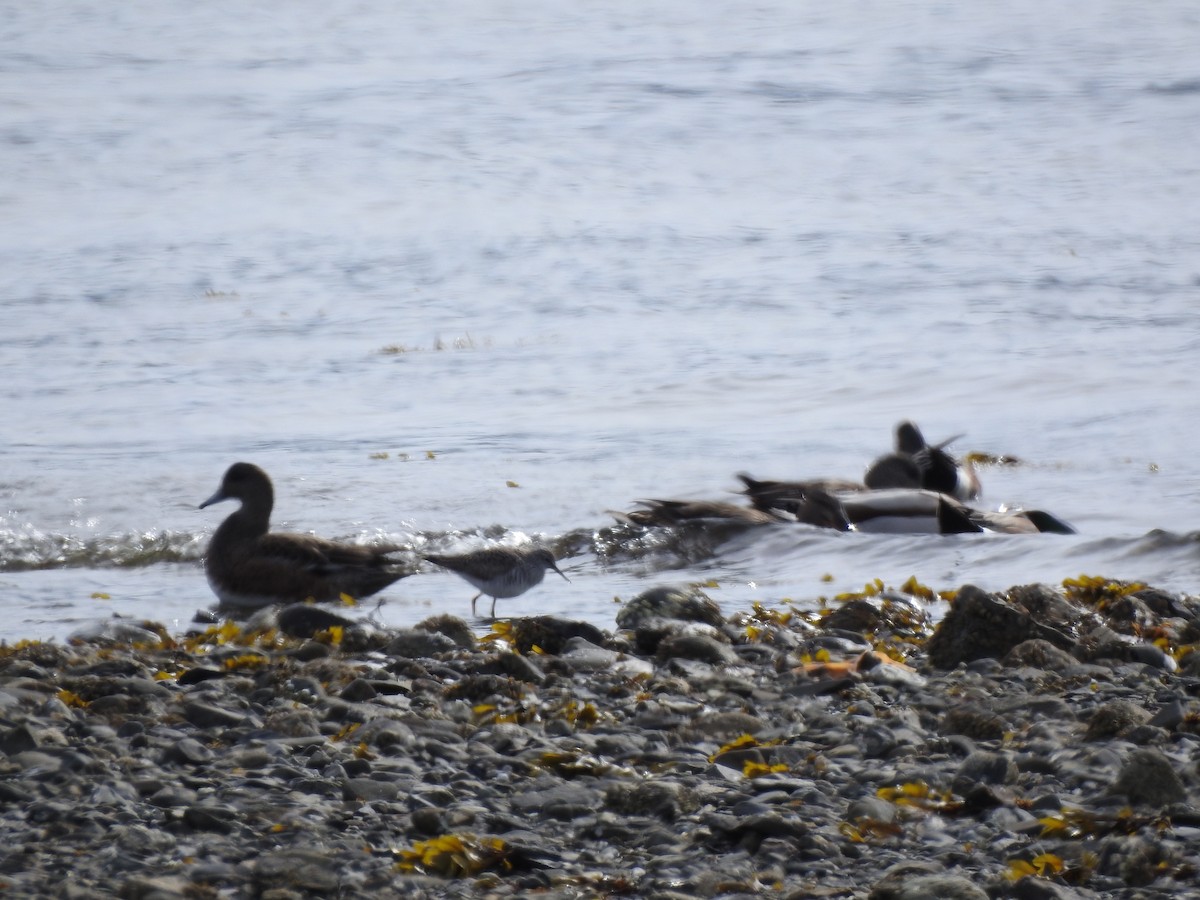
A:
199,462,410,610
423,546,569,618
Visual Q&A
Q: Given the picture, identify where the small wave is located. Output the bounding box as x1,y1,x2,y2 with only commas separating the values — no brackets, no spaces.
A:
0,528,207,572
1146,79,1200,95
589,519,773,570
1118,529,1200,555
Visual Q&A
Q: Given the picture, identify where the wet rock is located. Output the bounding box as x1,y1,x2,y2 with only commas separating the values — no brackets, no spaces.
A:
1086,700,1152,740
928,585,1073,668
443,673,526,703
953,750,1017,794
507,616,608,654
678,710,766,740
117,874,193,899
0,723,39,754
183,699,250,729
869,873,990,900
1004,638,1078,669
846,796,898,825
1148,698,1186,731
656,632,737,665
605,780,696,821
939,705,1008,741
162,737,214,765
616,585,725,630
276,604,357,639
511,781,602,820
177,666,226,686
338,677,378,702
182,804,236,832
824,599,888,633
252,849,343,893
560,638,654,677
353,718,414,750
1111,749,1186,807
470,651,546,685
414,613,477,648
384,628,459,658
342,777,401,802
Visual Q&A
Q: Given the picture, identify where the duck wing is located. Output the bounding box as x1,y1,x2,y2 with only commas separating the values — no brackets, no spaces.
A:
256,532,401,573
737,473,864,509
629,499,783,526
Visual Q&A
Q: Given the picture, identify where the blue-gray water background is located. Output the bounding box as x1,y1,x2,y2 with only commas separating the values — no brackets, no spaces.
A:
2,1,1198,641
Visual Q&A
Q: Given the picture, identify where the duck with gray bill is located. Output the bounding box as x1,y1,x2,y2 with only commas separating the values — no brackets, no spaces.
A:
199,462,411,610
423,546,569,618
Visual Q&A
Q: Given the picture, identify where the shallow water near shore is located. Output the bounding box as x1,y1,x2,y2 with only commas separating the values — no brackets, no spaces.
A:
2,1,1199,642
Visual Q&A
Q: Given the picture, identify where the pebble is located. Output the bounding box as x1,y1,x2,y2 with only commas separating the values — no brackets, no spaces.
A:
0,581,1198,897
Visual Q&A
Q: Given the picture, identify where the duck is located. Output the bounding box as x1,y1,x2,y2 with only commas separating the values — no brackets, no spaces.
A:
960,506,1076,535
844,489,1076,535
739,475,1074,536
613,498,788,528
737,473,860,529
841,488,964,533
199,462,411,610
864,420,981,501
738,478,960,534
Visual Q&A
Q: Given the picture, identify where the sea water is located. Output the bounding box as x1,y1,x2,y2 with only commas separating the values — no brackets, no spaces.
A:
2,0,1198,641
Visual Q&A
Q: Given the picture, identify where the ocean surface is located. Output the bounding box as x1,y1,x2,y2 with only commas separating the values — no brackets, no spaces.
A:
2,1,1198,643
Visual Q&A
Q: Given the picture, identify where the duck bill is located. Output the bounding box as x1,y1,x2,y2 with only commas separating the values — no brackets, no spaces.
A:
199,489,228,510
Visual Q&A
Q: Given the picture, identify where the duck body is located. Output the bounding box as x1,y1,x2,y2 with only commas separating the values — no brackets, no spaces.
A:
842,489,1075,535
837,488,974,534
739,474,1074,536
615,498,786,527
864,420,981,501
736,473,858,530
200,462,409,610
965,507,1077,535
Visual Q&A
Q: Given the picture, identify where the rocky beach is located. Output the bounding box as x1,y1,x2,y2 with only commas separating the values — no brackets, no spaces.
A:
2,575,1199,899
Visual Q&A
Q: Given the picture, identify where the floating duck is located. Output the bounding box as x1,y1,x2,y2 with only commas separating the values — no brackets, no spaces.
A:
864,420,981,501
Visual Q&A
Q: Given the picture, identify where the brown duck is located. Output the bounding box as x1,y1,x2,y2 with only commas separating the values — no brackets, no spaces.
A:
199,462,410,610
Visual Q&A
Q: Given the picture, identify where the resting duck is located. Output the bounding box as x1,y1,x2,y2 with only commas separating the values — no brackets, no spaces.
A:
959,505,1076,535
864,420,982,501
739,474,1075,536
613,498,787,528
737,473,868,529
199,462,411,610
844,489,1076,535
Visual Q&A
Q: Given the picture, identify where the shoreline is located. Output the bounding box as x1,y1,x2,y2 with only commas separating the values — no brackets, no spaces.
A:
2,576,1198,898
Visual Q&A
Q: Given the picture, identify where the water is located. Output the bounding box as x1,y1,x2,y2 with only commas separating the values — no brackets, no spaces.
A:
3,1,1199,642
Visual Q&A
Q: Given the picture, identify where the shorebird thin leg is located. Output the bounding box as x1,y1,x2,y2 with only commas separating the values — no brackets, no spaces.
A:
471,592,481,616
490,595,497,618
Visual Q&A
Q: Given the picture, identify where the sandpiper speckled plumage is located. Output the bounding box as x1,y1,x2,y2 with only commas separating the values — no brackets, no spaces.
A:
423,546,569,618
199,462,410,610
